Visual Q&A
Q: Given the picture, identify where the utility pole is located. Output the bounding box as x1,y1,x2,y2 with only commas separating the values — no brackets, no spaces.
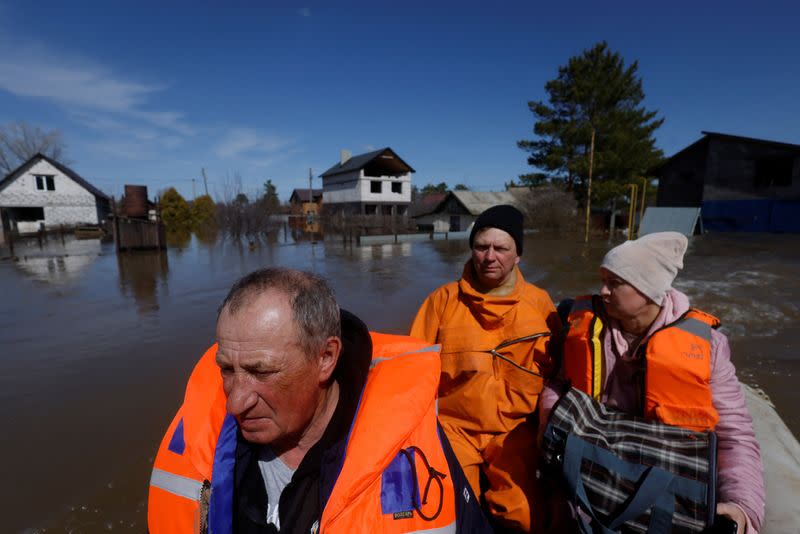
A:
638,177,647,237
583,127,596,244
202,168,209,196
627,183,638,239
307,168,314,220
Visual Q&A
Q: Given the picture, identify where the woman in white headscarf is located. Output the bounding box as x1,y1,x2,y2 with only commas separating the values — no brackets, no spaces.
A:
540,232,764,533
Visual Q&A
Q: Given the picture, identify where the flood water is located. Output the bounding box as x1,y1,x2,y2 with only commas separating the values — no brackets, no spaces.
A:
2,229,799,532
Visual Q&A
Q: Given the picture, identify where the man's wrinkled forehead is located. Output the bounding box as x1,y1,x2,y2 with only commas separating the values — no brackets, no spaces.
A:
217,290,297,338
473,227,515,245
220,286,288,318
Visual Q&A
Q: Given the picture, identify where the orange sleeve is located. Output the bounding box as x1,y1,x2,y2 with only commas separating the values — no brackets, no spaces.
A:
409,287,446,343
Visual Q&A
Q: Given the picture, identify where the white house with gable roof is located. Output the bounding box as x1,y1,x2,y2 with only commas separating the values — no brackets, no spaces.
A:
0,153,110,241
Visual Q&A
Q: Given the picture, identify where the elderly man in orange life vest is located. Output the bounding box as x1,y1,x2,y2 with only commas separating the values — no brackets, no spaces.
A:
411,205,561,532
148,267,492,534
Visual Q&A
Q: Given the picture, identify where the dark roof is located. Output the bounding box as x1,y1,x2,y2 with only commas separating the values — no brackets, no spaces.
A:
654,131,800,175
0,153,110,200
408,192,447,217
700,131,800,151
289,188,323,202
320,147,415,178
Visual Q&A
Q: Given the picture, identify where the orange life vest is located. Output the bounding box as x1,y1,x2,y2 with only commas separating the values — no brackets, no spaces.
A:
148,334,458,533
562,295,720,432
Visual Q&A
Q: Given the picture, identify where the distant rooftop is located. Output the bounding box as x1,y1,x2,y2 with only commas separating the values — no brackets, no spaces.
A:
408,192,447,217
289,188,323,202
451,190,519,215
320,147,415,178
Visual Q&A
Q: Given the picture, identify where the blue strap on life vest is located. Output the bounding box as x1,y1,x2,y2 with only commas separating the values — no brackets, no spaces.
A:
208,414,238,534
168,418,186,455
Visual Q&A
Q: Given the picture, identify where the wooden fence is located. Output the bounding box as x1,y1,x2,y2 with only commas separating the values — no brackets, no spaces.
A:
113,217,166,251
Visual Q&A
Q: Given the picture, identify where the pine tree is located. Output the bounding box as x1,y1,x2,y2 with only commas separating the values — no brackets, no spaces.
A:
260,179,280,212
518,42,664,206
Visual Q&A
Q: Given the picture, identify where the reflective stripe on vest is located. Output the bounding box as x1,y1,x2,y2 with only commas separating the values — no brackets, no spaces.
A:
370,342,441,369
150,468,204,501
672,316,712,341
563,296,720,431
562,296,606,401
589,313,604,401
407,521,457,534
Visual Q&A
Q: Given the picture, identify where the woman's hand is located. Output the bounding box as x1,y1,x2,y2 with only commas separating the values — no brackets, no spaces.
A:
716,502,748,534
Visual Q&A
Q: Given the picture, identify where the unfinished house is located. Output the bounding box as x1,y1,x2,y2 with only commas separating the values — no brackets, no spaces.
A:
320,148,414,216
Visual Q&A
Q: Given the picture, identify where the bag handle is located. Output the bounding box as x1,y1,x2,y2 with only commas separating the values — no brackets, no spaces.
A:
563,433,678,534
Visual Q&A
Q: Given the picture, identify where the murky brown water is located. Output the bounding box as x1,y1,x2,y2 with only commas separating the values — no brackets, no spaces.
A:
2,230,798,533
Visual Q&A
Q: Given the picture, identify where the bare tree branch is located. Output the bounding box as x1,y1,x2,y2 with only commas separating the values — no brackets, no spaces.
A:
0,122,68,174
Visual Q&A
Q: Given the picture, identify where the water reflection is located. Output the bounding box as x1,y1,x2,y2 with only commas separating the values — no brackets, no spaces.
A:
288,215,323,243
165,227,192,250
12,237,103,284
117,250,169,314
355,242,413,262
195,224,219,246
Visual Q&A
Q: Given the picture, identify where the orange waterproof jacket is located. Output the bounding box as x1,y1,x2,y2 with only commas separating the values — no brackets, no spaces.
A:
410,263,559,435
562,295,720,432
148,334,462,534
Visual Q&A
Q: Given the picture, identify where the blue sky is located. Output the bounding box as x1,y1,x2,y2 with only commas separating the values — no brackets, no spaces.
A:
1,1,798,201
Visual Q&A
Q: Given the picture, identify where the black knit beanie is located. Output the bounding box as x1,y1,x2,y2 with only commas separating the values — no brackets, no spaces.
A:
468,204,524,254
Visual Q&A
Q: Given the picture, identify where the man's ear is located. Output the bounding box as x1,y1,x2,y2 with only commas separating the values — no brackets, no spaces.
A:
515,255,521,265
318,336,342,384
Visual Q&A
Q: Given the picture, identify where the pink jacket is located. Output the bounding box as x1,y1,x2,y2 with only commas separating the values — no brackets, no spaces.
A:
540,289,765,531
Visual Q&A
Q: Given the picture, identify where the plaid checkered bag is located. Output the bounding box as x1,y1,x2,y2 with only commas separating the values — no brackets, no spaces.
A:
541,387,717,534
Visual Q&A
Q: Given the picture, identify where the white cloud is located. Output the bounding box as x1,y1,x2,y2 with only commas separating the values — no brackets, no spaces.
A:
86,139,156,161
298,7,311,17
70,110,185,159
215,128,293,159
0,42,193,134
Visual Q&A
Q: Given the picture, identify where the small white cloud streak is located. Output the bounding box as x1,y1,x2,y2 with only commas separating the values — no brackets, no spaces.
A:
215,128,293,159
0,42,192,134
298,7,311,17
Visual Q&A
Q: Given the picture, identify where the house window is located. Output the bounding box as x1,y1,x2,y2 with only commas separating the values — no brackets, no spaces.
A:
34,175,55,191
365,204,377,215
391,182,402,194
370,180,382,193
